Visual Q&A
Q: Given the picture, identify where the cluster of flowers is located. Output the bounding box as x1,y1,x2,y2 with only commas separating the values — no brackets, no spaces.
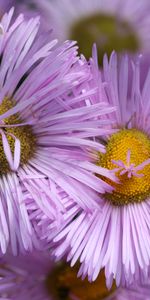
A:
1,1,150,299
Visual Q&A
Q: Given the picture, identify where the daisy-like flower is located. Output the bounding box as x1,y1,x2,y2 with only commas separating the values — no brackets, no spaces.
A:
33,0,150,63
0,9,117,255
0,251,149,300
51,49,150,287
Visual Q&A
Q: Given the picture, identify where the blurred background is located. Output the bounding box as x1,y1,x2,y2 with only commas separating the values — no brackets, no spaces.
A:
2,0,150,65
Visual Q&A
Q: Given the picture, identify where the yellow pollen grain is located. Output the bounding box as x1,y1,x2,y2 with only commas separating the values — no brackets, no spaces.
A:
0,97,36,175
98,129,150,206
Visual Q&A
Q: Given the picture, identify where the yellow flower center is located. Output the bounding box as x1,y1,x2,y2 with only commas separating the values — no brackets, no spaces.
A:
70,14,139,64
98,129,150,206
0,98,36,175
46,264,116,300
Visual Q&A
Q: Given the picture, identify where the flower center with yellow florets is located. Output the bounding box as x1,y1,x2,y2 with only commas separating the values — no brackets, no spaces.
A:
98,129,150,206
0,98,36,175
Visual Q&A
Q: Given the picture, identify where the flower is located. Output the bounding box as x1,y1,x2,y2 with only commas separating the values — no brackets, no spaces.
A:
51,49,150,287
0,251,149,300
32,0,150,63
0,9,117,255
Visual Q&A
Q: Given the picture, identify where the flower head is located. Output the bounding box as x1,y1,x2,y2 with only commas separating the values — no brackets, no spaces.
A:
0,251,149,300
33,0,150,63
0,9,117,255
51,49,150,287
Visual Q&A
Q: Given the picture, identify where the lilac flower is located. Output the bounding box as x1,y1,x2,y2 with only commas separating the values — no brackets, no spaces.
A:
51,49,150,287
0,9,116,255
31,0,150,62
0,251,149,300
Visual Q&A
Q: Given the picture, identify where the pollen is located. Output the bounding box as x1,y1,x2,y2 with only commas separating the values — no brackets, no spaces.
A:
98,129,150,206
0,98,36,175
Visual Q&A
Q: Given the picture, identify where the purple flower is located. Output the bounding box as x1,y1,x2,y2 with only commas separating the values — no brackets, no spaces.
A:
0,251,149,300
51,48,150,287
31,0,150,62
0,9,116,255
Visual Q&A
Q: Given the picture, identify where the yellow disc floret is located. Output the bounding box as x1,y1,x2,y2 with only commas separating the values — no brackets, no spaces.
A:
0,98,36,175
98,129,150,206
